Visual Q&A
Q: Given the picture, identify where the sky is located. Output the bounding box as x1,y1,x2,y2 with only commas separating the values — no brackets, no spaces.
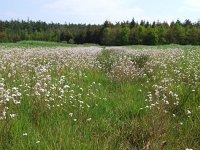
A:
0,0,200,24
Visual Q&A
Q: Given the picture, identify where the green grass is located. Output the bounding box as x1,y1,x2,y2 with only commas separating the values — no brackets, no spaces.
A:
124,44,200,50
0,40,99,48
0,43,199,149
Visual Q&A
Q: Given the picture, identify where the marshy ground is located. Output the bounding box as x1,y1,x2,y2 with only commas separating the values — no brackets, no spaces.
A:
0,42,199,149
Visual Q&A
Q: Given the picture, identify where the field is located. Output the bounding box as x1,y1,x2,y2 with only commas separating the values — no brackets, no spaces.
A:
0,41,199,149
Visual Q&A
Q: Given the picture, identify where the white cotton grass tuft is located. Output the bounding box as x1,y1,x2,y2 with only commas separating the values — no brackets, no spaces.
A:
23,133,28,136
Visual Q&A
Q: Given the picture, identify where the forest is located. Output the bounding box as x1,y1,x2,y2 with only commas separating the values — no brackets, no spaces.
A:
0,19,199,45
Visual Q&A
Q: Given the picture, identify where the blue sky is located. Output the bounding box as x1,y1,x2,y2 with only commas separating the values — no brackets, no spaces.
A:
0,0,200,24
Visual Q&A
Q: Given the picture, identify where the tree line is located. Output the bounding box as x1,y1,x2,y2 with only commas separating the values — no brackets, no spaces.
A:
0,19,199,45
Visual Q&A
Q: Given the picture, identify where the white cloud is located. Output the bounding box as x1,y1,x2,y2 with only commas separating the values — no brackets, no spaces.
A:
44,0,143,23
179,0,200,12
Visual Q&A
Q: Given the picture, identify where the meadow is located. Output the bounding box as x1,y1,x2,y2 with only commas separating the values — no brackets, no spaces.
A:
0,41,199,149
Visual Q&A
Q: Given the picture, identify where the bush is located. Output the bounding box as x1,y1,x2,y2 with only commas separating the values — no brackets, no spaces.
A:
96,48,119,72
68,38,75,44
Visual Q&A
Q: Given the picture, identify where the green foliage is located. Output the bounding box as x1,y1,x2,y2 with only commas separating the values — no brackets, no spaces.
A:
119,26,130,45
0,19,200,45
129,26,145,45
100,27,115,45
143,29,158,45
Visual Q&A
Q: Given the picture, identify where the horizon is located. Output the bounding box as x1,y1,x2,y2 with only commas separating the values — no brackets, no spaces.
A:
0,18,199,26
1,0,200,25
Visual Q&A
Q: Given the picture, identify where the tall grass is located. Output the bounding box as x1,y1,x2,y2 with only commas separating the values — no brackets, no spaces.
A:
0,45,199,149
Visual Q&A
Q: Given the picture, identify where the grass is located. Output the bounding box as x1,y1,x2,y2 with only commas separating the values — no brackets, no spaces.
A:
125,44,200,50
0,40,99,48
0,43,199,149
